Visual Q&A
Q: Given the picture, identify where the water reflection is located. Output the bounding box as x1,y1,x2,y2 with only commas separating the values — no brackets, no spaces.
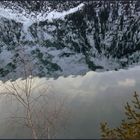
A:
0,66,140,138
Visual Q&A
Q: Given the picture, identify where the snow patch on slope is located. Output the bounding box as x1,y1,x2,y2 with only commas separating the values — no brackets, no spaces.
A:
45,3,84,22
0,3,84,32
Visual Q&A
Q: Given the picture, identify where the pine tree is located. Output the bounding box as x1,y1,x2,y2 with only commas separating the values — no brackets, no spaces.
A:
100,92,140,139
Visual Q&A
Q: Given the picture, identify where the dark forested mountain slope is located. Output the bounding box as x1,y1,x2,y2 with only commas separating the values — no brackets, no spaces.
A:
0,1,140,80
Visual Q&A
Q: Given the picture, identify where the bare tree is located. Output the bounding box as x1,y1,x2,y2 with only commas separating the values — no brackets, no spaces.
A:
0,45,70,139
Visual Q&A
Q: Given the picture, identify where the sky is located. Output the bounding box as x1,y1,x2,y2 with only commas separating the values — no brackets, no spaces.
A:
0,66,140,138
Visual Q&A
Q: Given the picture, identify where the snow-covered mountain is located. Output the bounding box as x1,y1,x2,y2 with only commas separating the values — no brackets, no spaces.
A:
0,1,140,80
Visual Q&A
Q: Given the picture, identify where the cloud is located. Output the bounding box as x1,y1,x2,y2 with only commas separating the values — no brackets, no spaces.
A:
118,78,136,87
0,66,139,138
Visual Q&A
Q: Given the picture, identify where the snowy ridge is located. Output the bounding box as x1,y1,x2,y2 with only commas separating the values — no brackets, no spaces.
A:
45,3,84,22
0,3,84,29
